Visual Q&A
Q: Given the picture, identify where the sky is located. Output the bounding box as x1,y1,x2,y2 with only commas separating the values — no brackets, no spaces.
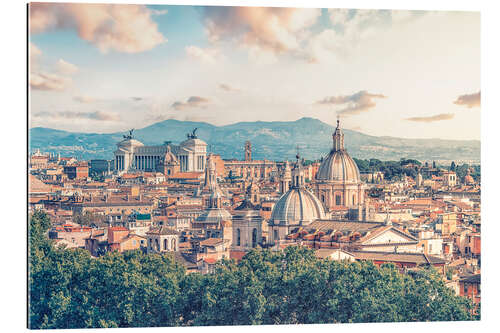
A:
28,3,481,140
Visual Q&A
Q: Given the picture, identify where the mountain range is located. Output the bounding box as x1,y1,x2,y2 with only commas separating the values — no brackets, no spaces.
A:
29,117,480,163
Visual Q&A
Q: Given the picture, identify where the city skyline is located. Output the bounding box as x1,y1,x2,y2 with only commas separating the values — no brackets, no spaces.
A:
29,3,480,140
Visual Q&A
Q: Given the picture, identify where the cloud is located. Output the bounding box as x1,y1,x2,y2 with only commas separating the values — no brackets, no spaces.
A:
307,9,426,63
150,9,168,16
202,7,321,59
35,110,120,121
185,45,221,64
56,59,78,75
29,3,166,53
29,42,42,70
404,113,454,122
30,72,71,91
453,91,480,108
29,43,78,91
171,96,212,110
73,95,96,103
218,83,240,92
316,90,386,116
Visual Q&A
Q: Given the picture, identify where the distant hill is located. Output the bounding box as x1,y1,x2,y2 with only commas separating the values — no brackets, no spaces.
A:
29,117,480,163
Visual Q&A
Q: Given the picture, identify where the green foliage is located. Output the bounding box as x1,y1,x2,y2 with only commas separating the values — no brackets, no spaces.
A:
29,214,476,329
89,170,105,182
353,158,420,181
73,211,106,226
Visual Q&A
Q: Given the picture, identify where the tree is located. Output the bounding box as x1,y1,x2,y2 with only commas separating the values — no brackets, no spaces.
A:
73,211,106,226
29,213,476,329
450,161,456,171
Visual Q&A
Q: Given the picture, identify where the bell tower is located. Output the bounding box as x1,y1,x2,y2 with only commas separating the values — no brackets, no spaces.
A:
244,141,252,161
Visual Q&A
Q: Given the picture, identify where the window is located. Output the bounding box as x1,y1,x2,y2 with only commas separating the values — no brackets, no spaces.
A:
274,230,278,242
171,238,176,251
335,194,342,206
236,229,241,246
164,239,168,251
252,228,257,248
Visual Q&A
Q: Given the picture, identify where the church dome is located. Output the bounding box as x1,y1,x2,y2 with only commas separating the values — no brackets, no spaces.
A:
316,150,361,183
316,119,360,183
270,187,325,225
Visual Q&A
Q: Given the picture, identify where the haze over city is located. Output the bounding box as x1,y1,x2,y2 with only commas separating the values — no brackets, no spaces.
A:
29,3,480,140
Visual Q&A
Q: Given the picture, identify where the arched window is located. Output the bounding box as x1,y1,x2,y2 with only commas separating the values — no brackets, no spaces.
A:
171,238,176,251
352,194,356,205
155,239,159,251
164,238,168,251
252,228,257,248
335,194,342,206
236,229,241,246
321,194,325,203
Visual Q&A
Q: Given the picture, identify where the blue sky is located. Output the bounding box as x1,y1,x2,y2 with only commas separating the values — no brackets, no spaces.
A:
29,3,480,140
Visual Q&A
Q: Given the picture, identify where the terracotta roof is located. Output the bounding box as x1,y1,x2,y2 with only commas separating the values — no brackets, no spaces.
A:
230,250,247,261
108,226,128,232
146,226,179,236
351,251,446,265
203,258,217,264
168,172,204,179
459,274,480,284
200,238,227,247
358,225,418,244
308,220,383,234
315,248,354,259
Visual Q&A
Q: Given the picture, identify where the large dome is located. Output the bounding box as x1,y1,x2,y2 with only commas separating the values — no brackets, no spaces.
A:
316,150,361,183
316,119,361,183
271,188,325,225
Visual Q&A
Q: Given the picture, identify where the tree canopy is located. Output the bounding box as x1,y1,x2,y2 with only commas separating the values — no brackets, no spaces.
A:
29,211,476,329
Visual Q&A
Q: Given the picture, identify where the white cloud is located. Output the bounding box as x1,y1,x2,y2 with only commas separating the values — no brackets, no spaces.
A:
30,3,166,53
56,59,78,75
185,45,221,64
202,7,321,62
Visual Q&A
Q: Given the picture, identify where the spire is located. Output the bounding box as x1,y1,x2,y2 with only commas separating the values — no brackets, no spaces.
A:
292,153,305,188
332,116,345,151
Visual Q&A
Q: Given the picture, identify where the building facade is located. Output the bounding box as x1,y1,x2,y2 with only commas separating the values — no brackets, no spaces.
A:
113,130,207,175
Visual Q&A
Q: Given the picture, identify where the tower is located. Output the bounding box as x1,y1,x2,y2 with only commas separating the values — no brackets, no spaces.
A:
203,155,217,189
244,141,252,161
280,160,292,194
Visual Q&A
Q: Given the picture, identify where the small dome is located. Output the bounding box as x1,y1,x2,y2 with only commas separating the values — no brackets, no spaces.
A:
164,146,178,164
195,208,232,224
464,175,475,184
270,188,325,225
316,150,361,183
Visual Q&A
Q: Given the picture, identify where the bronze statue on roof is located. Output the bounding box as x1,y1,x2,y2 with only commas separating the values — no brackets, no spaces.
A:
187,127,198,139
123,129,134,140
